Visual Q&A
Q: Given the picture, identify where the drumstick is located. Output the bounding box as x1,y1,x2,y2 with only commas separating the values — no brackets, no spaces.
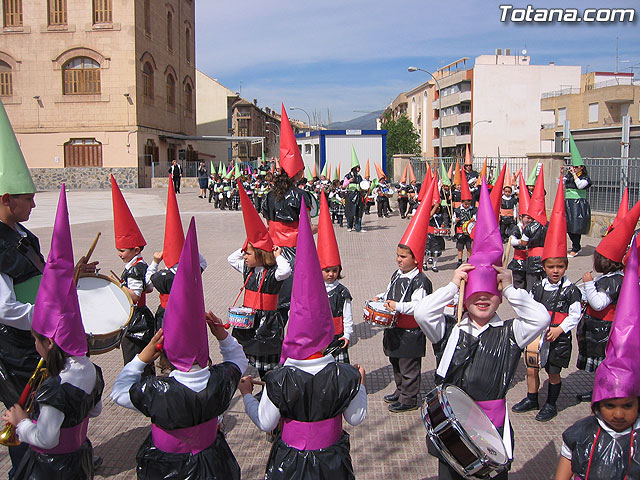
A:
73,232,101,284
250,378,266,386
110,270,122,284
457,279,465,325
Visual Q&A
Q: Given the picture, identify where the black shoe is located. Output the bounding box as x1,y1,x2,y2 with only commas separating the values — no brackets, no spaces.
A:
431,266,439,273
384,393,399,404
576,391,592,403
93,455,103,471
512,397,539,413
389,402,419,413
456,260,463,267
427,257,433,264
535,403,558,422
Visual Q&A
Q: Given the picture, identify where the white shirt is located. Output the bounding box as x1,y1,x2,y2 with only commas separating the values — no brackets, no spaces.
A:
561,416,640,460
242,355,367,432
110,335,248,412
376,267,426,315
123,254,145,297
531,277,582,333
582,270,622,311
0,225,34,331
325,281,353,341
227,248,291,282
144,254,208,287
16,356,102,449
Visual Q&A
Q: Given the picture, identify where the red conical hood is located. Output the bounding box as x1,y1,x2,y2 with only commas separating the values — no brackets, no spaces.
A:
399,180,435,270
518,172,530,216
489,164,507,220
542,182,567,260
431,172,440,205
418,170,432,202
279,104,304,177
111,175,146,249
238,180,273,252
460,165,472,201
163,180,185,268
317,190,341,269
597,199,640,263
528,165,547,225
611,188,629,230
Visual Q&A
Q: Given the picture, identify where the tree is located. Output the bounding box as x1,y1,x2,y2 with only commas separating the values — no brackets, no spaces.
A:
380,112,420,158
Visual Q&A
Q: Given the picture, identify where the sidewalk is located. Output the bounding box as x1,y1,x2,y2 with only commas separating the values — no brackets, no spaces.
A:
1,186,599,479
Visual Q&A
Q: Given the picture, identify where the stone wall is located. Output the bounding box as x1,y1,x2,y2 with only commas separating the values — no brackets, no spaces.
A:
30,167,139,190
151,177,200,189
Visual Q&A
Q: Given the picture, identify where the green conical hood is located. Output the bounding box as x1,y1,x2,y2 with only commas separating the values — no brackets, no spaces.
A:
332,166,338,181
439,161,451,186
350,145,360,169
0,101,36,195
305,166,313,182
262,150,266,163
218,162,225,176
210,161,214,175
526,162,539,186
234,163,241,179
492,162,500,185
321,162,328,177
569,133,584,166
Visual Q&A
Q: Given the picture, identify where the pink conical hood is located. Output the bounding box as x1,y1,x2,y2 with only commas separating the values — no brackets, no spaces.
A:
464,178,503,304
163,217,209,372
32,185,87,356
593,237,640,405
280,200,334,362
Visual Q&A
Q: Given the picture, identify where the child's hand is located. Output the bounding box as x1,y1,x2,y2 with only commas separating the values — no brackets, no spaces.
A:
76,257,99,274
206,311,229,340
139,329,164,364
338,337,350,348
546,326,563,342
384,300,396,312
494,265,513,288
273,246,282,257
452,263,475,287
2,404,28,427
582,271,593,283
153,251,164,264
353,364,366,385
238,375,255,396
373,296,381,302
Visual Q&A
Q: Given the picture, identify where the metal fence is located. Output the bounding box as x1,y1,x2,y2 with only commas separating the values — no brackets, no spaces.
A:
409,156,529,184
582,157,640,214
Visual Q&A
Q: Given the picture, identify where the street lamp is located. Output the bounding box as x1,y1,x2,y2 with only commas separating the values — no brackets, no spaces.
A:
408,66,441,158
290,106,312,130
265,121,280,134
471,120,492,156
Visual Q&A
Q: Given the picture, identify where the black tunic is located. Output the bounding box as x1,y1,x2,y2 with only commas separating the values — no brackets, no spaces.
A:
507,224,527,273
325,283,352,359
531,279,582,368
382,271,432,358
523,220,547,273
577,273,623,360
343,173,365,218
564,173,592,235
129,362,242,480
14,365,104,480
261,187,312,224
0,221,43,408
426,211,450,255
563,415,640,480
232,264,285,357
149,268,176,329
121,260,155,345
264,362,362,480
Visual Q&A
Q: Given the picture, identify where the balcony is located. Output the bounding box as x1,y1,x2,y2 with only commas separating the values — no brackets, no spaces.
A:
460,91,471,102
441,115,460,128
456,134,471,145
441,136,457,148
458,112,471,123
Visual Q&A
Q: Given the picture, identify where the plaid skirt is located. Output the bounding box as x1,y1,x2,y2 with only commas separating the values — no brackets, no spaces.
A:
246,354,281,373
576,354,604,373
324,335,350,364
331,202,345,216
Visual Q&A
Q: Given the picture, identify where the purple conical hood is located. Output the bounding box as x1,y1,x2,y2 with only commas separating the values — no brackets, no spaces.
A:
464,178,504,304
592,237,640,405
163,217,209,372
32,185,87,356
280,201,334,362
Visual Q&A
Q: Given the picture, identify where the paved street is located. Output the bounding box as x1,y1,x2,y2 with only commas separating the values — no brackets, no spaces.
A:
1,185,599,479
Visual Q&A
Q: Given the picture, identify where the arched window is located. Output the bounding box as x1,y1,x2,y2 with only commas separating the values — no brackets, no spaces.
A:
166,11,173,51
3,0,22,27
63,57,100,95
142,61,154,98
0,61,12,96
184,83,193,116
93,0,112,24
166,74,175,106
48,0,67,26
185,27,191,63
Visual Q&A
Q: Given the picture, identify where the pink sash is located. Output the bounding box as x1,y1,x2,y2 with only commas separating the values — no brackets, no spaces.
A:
281,416,342,450
31,418,88,455
476,399,506,429
151,417,218,454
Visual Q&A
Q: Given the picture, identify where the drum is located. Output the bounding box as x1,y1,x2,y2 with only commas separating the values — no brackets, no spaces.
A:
359,180,371,191
524,332,550,369
422,384,510,479
308,193,320,218
228,307,255,329
433,227,449,236
77,274,134,354
462,220,476,236
363,301,397,327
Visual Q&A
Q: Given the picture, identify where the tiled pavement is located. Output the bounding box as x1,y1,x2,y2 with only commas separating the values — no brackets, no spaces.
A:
1,186,599,479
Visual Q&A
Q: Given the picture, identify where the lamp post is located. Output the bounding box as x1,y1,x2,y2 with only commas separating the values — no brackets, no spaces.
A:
290,106,312,130
471,120,492,157
408,66,441,158
265,121,280,135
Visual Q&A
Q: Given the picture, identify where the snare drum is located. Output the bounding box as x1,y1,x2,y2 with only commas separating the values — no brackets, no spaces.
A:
77,274,134,354
363,301,397,327
228,307,255,329
433,227,449,236
462,220,476,236
524,332,549,369
422,384,510,479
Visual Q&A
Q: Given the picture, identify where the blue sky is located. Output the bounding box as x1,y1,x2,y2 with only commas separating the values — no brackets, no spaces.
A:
195,0,640,123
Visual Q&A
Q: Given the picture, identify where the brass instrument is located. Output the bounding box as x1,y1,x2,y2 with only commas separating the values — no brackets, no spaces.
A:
0,358,49,446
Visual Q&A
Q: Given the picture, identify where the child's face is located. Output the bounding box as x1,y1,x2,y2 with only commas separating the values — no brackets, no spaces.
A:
543,258,567,284
396,247,418,273
462,200,472,208
599,396,639,432
243,244,260,268
117,247,140,263
33,334,53,361
521,214,533,226
322,266,340,283
465,292,501,326
503,188,512,196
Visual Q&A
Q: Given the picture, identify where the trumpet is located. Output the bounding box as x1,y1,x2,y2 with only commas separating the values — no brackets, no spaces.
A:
0,358,49,447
